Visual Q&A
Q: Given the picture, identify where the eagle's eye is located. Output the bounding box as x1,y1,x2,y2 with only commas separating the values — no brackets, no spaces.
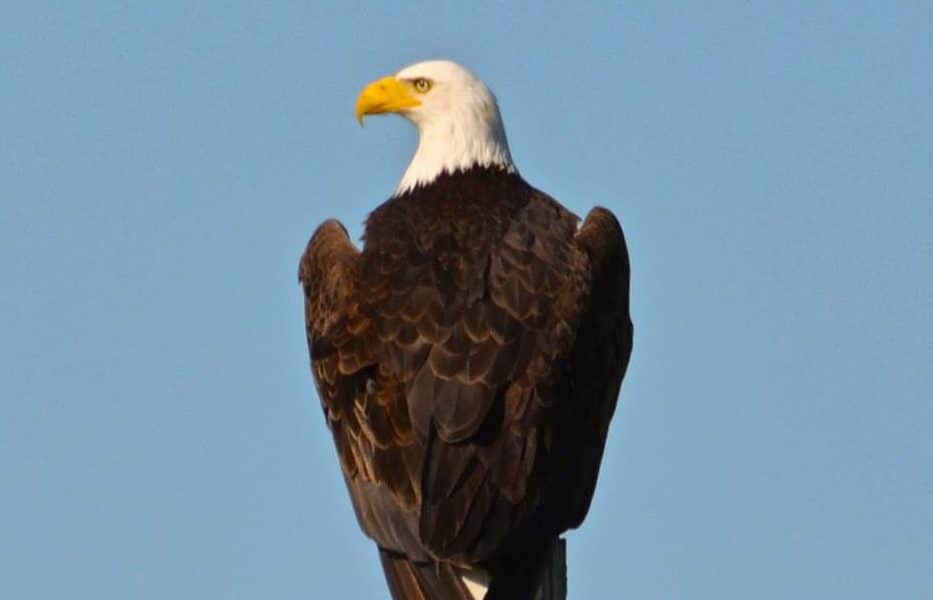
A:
412,78,432,93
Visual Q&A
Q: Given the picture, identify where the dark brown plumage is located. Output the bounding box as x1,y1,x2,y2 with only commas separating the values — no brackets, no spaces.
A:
299,166,632,599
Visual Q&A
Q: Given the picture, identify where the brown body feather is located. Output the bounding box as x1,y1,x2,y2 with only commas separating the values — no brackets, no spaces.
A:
299,167,633,598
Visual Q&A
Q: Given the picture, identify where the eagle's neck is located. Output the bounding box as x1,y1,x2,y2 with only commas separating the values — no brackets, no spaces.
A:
396,102,516,196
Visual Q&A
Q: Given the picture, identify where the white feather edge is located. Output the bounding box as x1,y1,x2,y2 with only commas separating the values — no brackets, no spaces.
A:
460,568,491,599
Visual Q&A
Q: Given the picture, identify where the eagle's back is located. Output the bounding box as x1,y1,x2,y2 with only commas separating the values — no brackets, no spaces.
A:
301,166,631,570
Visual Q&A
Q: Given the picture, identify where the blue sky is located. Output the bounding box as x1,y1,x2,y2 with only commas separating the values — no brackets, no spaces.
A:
2,2,931,598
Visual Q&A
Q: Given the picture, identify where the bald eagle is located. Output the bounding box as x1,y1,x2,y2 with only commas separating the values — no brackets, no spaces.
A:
299,60,633,599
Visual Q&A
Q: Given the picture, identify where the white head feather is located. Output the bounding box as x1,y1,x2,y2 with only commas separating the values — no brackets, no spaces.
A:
388,60,517,195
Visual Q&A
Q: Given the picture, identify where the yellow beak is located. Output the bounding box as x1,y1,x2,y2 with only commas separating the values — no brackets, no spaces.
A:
355,76,420,124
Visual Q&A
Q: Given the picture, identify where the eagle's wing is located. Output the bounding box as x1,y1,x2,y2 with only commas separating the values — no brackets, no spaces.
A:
299,220,427,558
562,206,634,527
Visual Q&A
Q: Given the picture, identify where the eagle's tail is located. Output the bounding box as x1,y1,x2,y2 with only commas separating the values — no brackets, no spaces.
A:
483,536,559,600
379,536,560,599
378,548,476,600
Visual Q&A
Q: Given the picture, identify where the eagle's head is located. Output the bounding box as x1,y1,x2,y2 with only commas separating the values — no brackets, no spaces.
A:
355,60,516,195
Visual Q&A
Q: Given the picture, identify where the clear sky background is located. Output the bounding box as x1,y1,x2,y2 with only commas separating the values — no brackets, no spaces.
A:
2,2,931,598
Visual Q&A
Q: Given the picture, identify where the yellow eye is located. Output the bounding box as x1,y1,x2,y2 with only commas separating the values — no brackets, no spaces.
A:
412,78,432,93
